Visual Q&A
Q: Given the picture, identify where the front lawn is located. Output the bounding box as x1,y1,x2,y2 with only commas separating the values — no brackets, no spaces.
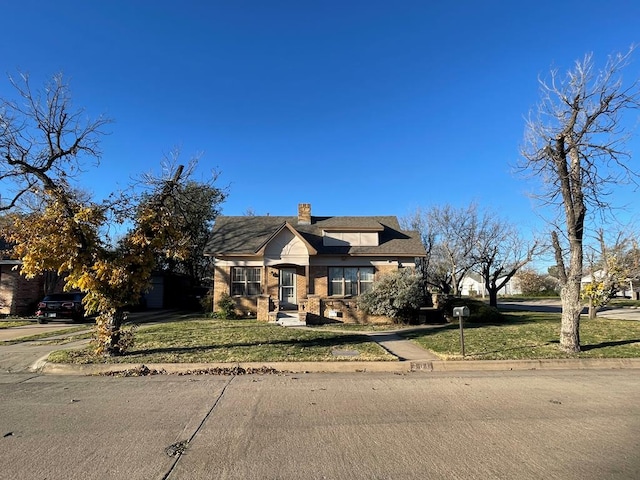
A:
48,319,397,364
400,312,640,360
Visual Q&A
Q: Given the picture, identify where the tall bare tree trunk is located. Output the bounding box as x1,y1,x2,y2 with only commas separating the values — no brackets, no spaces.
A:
559,278,581,352
518,50,640,353
558,234,584,352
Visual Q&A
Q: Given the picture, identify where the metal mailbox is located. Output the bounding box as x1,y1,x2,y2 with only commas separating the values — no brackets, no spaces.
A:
453,306,470,317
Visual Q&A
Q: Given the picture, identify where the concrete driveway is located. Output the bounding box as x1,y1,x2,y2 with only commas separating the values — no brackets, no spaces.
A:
0,322,86,342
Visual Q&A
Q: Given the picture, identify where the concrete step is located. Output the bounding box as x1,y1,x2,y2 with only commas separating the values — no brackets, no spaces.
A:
274,312,306,327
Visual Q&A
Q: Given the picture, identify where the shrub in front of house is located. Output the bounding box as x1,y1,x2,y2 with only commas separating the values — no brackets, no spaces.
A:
358,269,424,324
216,292,237,319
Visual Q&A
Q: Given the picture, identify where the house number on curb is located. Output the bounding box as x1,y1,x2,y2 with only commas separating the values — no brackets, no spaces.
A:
453,306,470,357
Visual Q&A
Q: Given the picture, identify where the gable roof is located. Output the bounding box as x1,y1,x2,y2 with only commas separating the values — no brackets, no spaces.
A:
254,222,318,255
205,215,426,257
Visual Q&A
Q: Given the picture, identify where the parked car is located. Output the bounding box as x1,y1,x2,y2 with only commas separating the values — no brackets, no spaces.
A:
36,293,86,323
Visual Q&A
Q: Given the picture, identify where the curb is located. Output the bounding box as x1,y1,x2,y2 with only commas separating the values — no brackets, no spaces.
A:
36,357,640,376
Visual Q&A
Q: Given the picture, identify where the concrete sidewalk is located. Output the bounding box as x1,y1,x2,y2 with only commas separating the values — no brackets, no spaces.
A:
364,331,440,361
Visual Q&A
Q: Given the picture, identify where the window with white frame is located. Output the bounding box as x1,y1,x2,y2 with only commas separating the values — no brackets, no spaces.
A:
328,267,374,296
231,267,261,296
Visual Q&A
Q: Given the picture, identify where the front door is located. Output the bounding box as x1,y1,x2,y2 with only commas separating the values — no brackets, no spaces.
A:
279,268,296,310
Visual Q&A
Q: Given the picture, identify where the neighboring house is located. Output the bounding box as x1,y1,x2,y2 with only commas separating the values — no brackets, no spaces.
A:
0,238,45,316
204,203,426,323
460,272,521,298
581,270,640,300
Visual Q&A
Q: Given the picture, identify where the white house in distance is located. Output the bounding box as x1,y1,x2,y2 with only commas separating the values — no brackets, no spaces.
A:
581,270,640,300
459,272,521,298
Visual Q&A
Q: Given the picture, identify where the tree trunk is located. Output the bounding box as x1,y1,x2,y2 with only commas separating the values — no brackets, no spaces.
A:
588,298,597,320
488,288,498,308
43,271,58,295
560,278,581,352
105,309,127,356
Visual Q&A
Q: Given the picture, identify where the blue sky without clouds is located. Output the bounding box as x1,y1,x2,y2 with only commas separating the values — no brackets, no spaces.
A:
2,1,640,247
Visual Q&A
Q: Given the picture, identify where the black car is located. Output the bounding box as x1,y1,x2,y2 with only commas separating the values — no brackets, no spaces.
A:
36,293,86,323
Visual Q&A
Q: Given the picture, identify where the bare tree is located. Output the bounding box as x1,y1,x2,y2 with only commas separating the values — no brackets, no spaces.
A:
401,207,435,301
472,217,541,307
403,204,486,296
0,73,109,213
519,49,640,352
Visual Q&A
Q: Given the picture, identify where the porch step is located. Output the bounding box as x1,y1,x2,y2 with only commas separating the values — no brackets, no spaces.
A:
274,312,306,327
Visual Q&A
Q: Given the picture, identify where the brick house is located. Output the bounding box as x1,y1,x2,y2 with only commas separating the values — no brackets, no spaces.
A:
204,204,426,324
0,239,46,316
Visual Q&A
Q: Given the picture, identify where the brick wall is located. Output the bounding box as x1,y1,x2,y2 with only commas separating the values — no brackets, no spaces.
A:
212,264,229,309
310,266,327,296
213,264,267,317
0,266,45,316
265,266,279,299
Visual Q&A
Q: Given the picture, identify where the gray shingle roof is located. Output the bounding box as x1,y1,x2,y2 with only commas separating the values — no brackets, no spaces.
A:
205,215,426,257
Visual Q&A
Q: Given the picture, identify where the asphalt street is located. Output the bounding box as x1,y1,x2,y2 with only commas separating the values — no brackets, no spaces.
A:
1,305,640,479
1,370,638,480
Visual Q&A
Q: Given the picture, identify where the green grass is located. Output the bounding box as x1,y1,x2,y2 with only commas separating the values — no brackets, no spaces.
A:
497,295,560,301
0,326,91,345
0,320,34,329
48,318,397,364
609,298,640,308
400,312,640,360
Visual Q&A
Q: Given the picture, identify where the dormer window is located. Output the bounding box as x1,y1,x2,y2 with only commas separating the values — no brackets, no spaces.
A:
322,226,382,247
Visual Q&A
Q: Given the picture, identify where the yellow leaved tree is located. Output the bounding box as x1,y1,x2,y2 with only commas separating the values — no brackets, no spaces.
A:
1,73,224,355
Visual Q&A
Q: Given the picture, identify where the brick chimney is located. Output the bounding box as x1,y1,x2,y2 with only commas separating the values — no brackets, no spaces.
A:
298,203,311,225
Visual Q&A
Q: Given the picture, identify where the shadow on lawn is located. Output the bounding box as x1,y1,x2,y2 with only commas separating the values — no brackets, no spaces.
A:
131,333,375,356
399,315,545,341
581,339,640,351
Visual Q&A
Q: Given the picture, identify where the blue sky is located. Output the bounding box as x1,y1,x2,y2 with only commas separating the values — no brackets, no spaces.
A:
2,1,640,243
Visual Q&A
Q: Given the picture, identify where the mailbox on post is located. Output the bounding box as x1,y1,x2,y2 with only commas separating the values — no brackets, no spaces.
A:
453,306,470,318
453,306,470,357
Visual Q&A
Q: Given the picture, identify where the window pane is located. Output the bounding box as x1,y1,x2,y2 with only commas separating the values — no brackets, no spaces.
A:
328,267,342,282
247,282,261,295
329,268,343,296
231,267,262,296
344,268,358,282
359,281,374,294
358,268,374,295
343,268,356,296
249,268,261,283
232,268,246,282
360,268,374,282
